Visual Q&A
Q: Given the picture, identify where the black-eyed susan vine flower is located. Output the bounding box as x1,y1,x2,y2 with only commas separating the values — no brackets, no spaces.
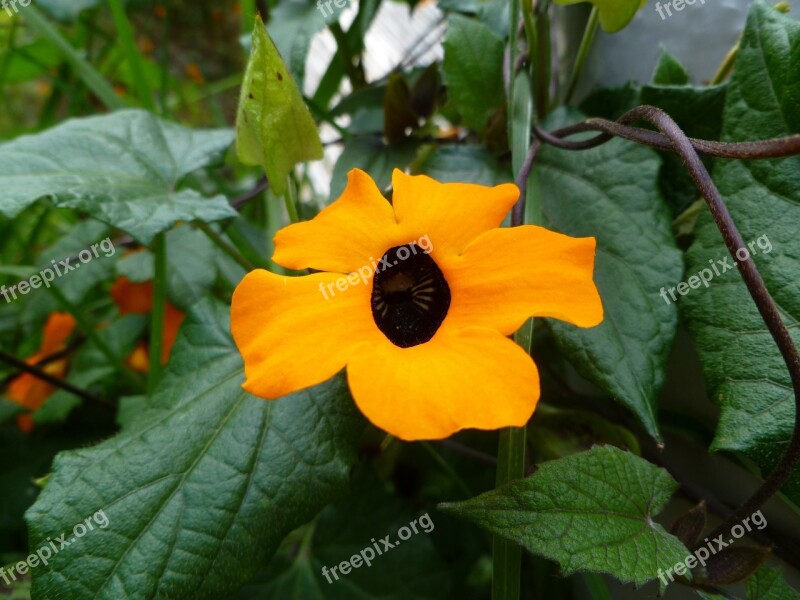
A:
231,169,603,441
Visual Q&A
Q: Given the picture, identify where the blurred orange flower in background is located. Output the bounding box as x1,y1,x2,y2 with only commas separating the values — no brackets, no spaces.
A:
6,313,76,432
110,277,185,372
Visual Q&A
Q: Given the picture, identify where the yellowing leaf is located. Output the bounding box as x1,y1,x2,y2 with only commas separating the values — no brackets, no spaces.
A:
236,15,323,195
553,0,647,33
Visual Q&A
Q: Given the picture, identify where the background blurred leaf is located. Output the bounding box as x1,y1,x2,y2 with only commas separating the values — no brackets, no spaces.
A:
552,0,647,33
419,146,511,186
442,14,505,135
440,446,688,585
0,110,236,245
330,136,419,200
747,566,800,599
116,225,218,311
36,0,101,22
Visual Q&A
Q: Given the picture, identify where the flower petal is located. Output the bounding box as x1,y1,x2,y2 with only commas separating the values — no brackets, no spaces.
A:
232,269,382,399
391,169,520,257
273,169,402,273
346,327,539,440
39,312,76,355
441,225,603,335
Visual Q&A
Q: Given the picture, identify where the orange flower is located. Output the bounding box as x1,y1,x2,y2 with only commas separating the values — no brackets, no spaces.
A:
110,277,185,372
231,169,603,441
6,313,76,432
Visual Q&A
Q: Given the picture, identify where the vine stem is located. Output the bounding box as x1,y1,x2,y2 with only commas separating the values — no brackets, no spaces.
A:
147,233,167,395
535,105,800,544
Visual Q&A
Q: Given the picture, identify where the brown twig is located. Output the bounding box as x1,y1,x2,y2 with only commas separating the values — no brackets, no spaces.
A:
0,349,111,408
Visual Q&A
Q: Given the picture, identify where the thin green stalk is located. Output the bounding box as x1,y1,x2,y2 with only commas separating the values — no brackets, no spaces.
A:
421,442,473,498
240,0,256,33
581,573,613,600
493,427,526,600
564,6,599,104
535,1,552,118
283,177,301,224
225,224,273,272
147,233,167,394
195,222,257,272
108,0,154,111
47,285,144,390
23,5,126,110
329,22,366,89
493,3,541,597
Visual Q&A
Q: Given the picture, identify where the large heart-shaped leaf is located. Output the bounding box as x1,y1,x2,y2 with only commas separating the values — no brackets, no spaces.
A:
538,109,683,441
25,299,365,599
681,2,800,505
0,110,236,245
440,446,688,585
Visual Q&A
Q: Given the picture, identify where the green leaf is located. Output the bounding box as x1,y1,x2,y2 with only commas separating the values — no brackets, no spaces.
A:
442,14,505,135
681,2,800,505
25,299,365,599
231,469,449,599
439,446,688,585
19,220,116,325
652,47,690,86
420,146,511,187
384,74,419,144
267,0,327,85
116,224,218,310
36,0,101,21
538,109,683,441
0,110,236,245
330,136,419,201
552,0,647,33
236,15,323,196
747,566,800,600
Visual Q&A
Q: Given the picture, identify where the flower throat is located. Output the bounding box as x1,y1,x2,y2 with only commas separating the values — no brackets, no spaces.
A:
370,244,451,348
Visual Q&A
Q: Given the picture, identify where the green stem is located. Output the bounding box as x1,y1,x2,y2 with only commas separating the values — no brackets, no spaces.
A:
108,0,154,111
147,233,167,395
564,6,599,104
23,6,126,110
283,177,301,224
329,22,366,89
534,1,552,119
195,222,257,272
492,4,531,598
493,427,527,600
47,285,144,391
